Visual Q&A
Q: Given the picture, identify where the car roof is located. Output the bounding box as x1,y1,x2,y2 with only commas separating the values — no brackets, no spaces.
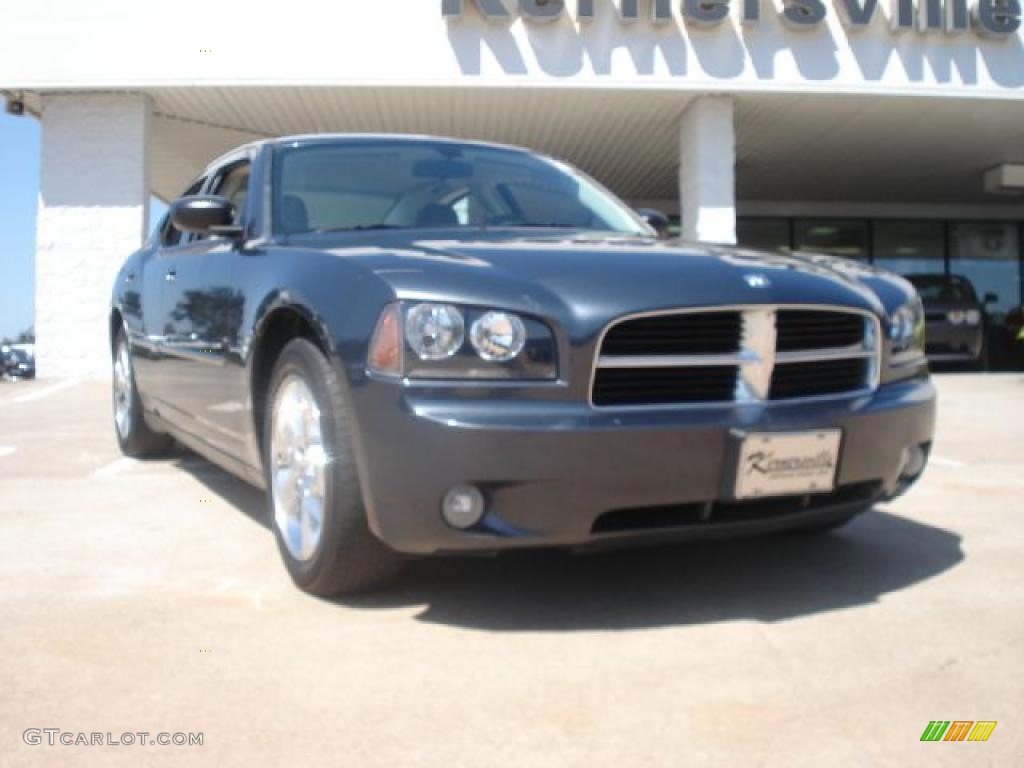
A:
203,133,540,175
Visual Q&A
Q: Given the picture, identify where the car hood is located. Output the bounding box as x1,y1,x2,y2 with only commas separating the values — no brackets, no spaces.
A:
291,230,906,331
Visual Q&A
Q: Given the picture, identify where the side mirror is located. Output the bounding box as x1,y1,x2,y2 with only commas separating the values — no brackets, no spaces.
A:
636,208,670,239
171,195,240,237
983,292,999,305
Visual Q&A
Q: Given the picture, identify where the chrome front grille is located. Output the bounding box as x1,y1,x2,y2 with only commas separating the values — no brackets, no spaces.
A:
591,306,880,407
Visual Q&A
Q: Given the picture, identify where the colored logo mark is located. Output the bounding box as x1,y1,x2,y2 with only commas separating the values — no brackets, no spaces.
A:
921,721,997,742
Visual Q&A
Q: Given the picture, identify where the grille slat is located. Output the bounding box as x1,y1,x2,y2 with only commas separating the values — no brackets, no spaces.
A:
776,310,865,352
591,481,883,533
600,312,741,357
593,366,737,406
593,307,874,407
770,359,868,400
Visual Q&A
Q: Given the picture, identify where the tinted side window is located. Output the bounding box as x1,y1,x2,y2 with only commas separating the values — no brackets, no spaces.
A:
161,214,184,248
212,162,251,227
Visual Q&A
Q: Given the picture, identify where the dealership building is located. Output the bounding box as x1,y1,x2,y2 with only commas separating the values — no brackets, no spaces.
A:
2,0,1023,377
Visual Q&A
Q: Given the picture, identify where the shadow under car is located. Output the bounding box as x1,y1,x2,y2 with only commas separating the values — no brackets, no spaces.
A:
175,451,963,632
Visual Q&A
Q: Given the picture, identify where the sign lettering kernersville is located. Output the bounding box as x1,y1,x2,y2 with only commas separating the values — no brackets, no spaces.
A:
441,0,1022,36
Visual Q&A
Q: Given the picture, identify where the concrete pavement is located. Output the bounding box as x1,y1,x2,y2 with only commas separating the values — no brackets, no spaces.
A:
0,374,1022,766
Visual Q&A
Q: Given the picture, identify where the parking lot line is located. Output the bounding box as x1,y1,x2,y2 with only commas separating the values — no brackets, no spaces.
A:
91,456,139,479
930,456,966,468
2,378,82,405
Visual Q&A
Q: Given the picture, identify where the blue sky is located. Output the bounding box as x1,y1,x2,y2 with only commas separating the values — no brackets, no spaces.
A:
0,113,165,340
0,112,39,339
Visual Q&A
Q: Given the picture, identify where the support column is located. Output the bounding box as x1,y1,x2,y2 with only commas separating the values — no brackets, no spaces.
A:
678,95,736,245
35,93,151,378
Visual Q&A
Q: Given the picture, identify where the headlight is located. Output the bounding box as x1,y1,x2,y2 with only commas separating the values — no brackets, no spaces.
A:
471,311,527,362
368,302,557,380
889,298,925,359
405,303,465,360
943,309,980,326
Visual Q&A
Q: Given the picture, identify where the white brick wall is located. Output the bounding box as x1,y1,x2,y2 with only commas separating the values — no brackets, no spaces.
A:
678,96,736,245
35,93,151,379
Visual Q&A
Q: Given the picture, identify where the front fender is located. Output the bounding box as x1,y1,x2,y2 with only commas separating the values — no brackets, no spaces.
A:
237,247,399,472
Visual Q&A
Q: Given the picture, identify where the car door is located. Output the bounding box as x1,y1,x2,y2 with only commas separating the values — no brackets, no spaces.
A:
136,178,206,412
178,159,253,457
154,190,226,431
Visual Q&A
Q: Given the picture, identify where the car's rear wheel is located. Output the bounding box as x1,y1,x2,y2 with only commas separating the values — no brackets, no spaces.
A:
112,328,174,457
264,338,402,596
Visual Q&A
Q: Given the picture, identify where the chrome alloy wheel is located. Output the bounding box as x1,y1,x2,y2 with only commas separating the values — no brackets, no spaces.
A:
270,375,329,562
113,338,133,439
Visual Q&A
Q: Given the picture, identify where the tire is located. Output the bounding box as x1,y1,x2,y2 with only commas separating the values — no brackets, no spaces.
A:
263,338,402,596
974,337,990,372
112,328,174,457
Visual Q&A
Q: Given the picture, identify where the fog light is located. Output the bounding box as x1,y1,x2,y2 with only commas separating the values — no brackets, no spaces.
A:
889,443,929,500
441,485,485,529
902,444,926,480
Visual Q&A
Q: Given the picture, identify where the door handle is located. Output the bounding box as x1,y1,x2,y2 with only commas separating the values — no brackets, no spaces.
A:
165,269,177,282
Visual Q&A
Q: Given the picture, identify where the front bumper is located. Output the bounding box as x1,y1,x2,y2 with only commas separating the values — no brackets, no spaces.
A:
350,377,936,555
925,322,983,361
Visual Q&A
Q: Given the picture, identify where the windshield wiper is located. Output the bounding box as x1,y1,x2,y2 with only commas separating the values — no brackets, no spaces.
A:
312,224,407,234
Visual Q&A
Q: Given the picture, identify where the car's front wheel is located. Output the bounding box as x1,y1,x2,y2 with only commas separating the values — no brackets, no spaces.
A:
264,338,402,596
112,328,174,457
974,335,990,371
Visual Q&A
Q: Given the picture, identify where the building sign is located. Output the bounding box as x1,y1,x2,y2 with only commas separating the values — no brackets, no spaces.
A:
442,0,1023,36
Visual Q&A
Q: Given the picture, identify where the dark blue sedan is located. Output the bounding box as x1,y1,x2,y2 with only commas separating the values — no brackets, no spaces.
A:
110,135,935,595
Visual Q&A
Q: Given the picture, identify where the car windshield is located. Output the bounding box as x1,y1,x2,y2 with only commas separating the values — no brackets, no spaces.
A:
273,140,651,237
906,274,978,303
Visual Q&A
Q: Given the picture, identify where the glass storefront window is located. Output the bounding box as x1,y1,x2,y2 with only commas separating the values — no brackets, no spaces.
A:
794,219,868,260
737,218,790,252
873,220,945,276
950,222,1020,318
667,215,682,238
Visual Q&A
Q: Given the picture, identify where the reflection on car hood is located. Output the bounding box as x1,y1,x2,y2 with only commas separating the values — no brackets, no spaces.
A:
300,230,909,321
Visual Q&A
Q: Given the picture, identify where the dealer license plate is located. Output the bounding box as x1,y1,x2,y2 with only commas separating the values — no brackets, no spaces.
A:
733,430,841,499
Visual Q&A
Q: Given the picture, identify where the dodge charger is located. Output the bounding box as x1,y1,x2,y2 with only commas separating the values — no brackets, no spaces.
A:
110,135,935,595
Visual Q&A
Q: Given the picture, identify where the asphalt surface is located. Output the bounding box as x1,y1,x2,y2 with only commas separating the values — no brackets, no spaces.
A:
0,374,1021,767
